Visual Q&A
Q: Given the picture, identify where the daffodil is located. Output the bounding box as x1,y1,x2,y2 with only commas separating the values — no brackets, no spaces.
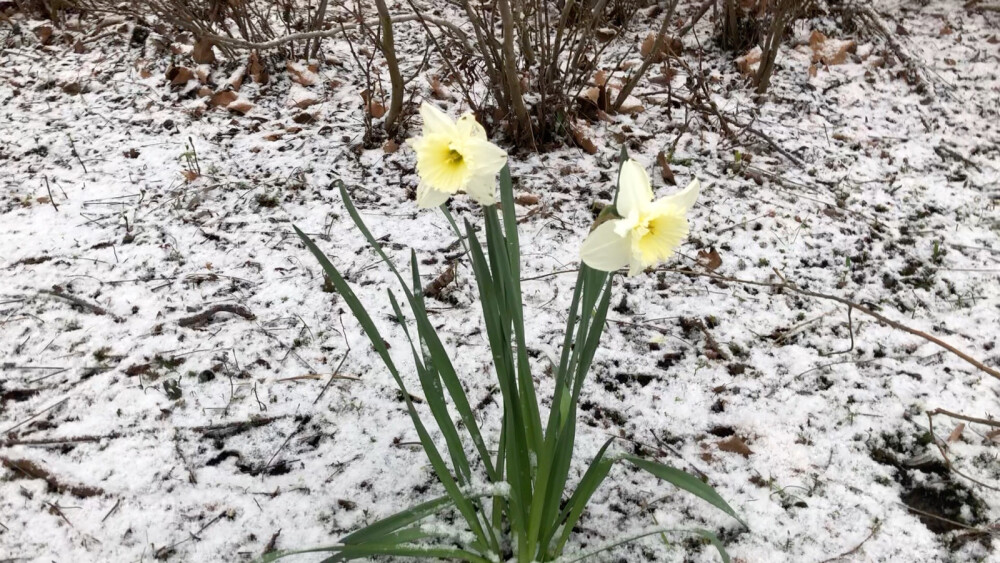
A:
408,103,508,208
580,159,700,276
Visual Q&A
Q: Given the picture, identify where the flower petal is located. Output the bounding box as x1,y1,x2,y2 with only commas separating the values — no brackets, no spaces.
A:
464,137,508,176
580,220,630,272
420,102,457,137
416,181,452,208
456,113,487,139
654,178,700,214
464,172,497,206
615,159,654,219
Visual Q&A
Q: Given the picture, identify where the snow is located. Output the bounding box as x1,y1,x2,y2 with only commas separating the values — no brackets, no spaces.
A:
2,1,999,562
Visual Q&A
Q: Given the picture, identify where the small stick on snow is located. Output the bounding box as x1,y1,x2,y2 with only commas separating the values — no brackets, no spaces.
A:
177,304,255,328
43,177,58,211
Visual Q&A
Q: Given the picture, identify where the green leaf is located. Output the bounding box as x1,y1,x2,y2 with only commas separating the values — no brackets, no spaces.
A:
623,454,746,528
334,181,495,480
549,437,617,556
293,226,489,550
263,538,494,563
557,527,730,563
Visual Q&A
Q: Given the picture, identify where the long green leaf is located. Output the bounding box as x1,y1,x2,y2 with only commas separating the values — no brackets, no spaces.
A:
334,181,495,480
549,437,616,557
388,289,472,485
557,527,730,563
623,454,746,527
294,226,489,550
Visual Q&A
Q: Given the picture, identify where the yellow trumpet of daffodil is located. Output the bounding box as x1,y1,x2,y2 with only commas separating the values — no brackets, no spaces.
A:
580,159,700,276
408,102,508,208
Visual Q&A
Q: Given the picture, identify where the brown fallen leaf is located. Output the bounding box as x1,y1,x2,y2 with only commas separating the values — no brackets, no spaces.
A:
947,423,966,443
368,100,386,119
570,125,598,155
227,99,253,115
192,37,216,64
640,33,682,62
286,61,317,86
736,47,762,77
697,247,723,272
718,436,753,457
34,25,54,45
657,150,676,185
423,262,457,300
248,51,269,84
210,90,238,108
514,194,539,206
166,66,194,86
383,139,400,153
808,30,857,66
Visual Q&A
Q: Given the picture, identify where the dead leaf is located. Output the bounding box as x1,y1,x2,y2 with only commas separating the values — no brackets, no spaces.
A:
34,25,54,45
947,423,966,443
423,263,457,300
640,33,682,62
286,61,317,86
429,74,449,100
181,169,200,182
383,139,399,153
697,247,723,272
292,112,316,124
192,37,216,64
570,125,597,155
368,100,386,119
594,69,608,87
514,194,539,206
166,66,194,86
736,47,762,77
595,28,617,42
248,51,269,84
656,151,675,185
227,99,253,115
808,30,856,66
210,90,238,108
263,132,284,141
617,95,644,115
718,436,753,457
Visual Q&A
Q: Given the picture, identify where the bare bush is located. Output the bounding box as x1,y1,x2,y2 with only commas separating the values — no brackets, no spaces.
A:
425,0,680,148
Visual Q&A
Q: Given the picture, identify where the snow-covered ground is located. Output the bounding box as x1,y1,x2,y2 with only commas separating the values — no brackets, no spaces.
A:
2,1,999,561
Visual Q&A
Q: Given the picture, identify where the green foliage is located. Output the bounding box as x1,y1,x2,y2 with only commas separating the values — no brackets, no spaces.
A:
276,155,743,562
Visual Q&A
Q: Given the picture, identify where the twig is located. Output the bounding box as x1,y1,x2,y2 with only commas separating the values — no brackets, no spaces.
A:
857,7,938,100
203,14,473,53
102,498,122,522
67,134,88,174
928,408,1000,428
43,177,58,212
38,289,112,317
817,521,881,563
177,304,255,328
927,411,1000,492
314,315,352,405
661,268,1000,381
2,397,70,435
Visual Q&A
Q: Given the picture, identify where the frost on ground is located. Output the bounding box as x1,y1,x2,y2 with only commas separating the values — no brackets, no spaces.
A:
1,1,999,562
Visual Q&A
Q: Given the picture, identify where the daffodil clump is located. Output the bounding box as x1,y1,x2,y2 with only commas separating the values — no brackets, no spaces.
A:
278,103,742,563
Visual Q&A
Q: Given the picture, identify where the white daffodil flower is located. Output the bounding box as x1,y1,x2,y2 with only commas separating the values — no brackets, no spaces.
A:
580,159,700,276
408,102,508,208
